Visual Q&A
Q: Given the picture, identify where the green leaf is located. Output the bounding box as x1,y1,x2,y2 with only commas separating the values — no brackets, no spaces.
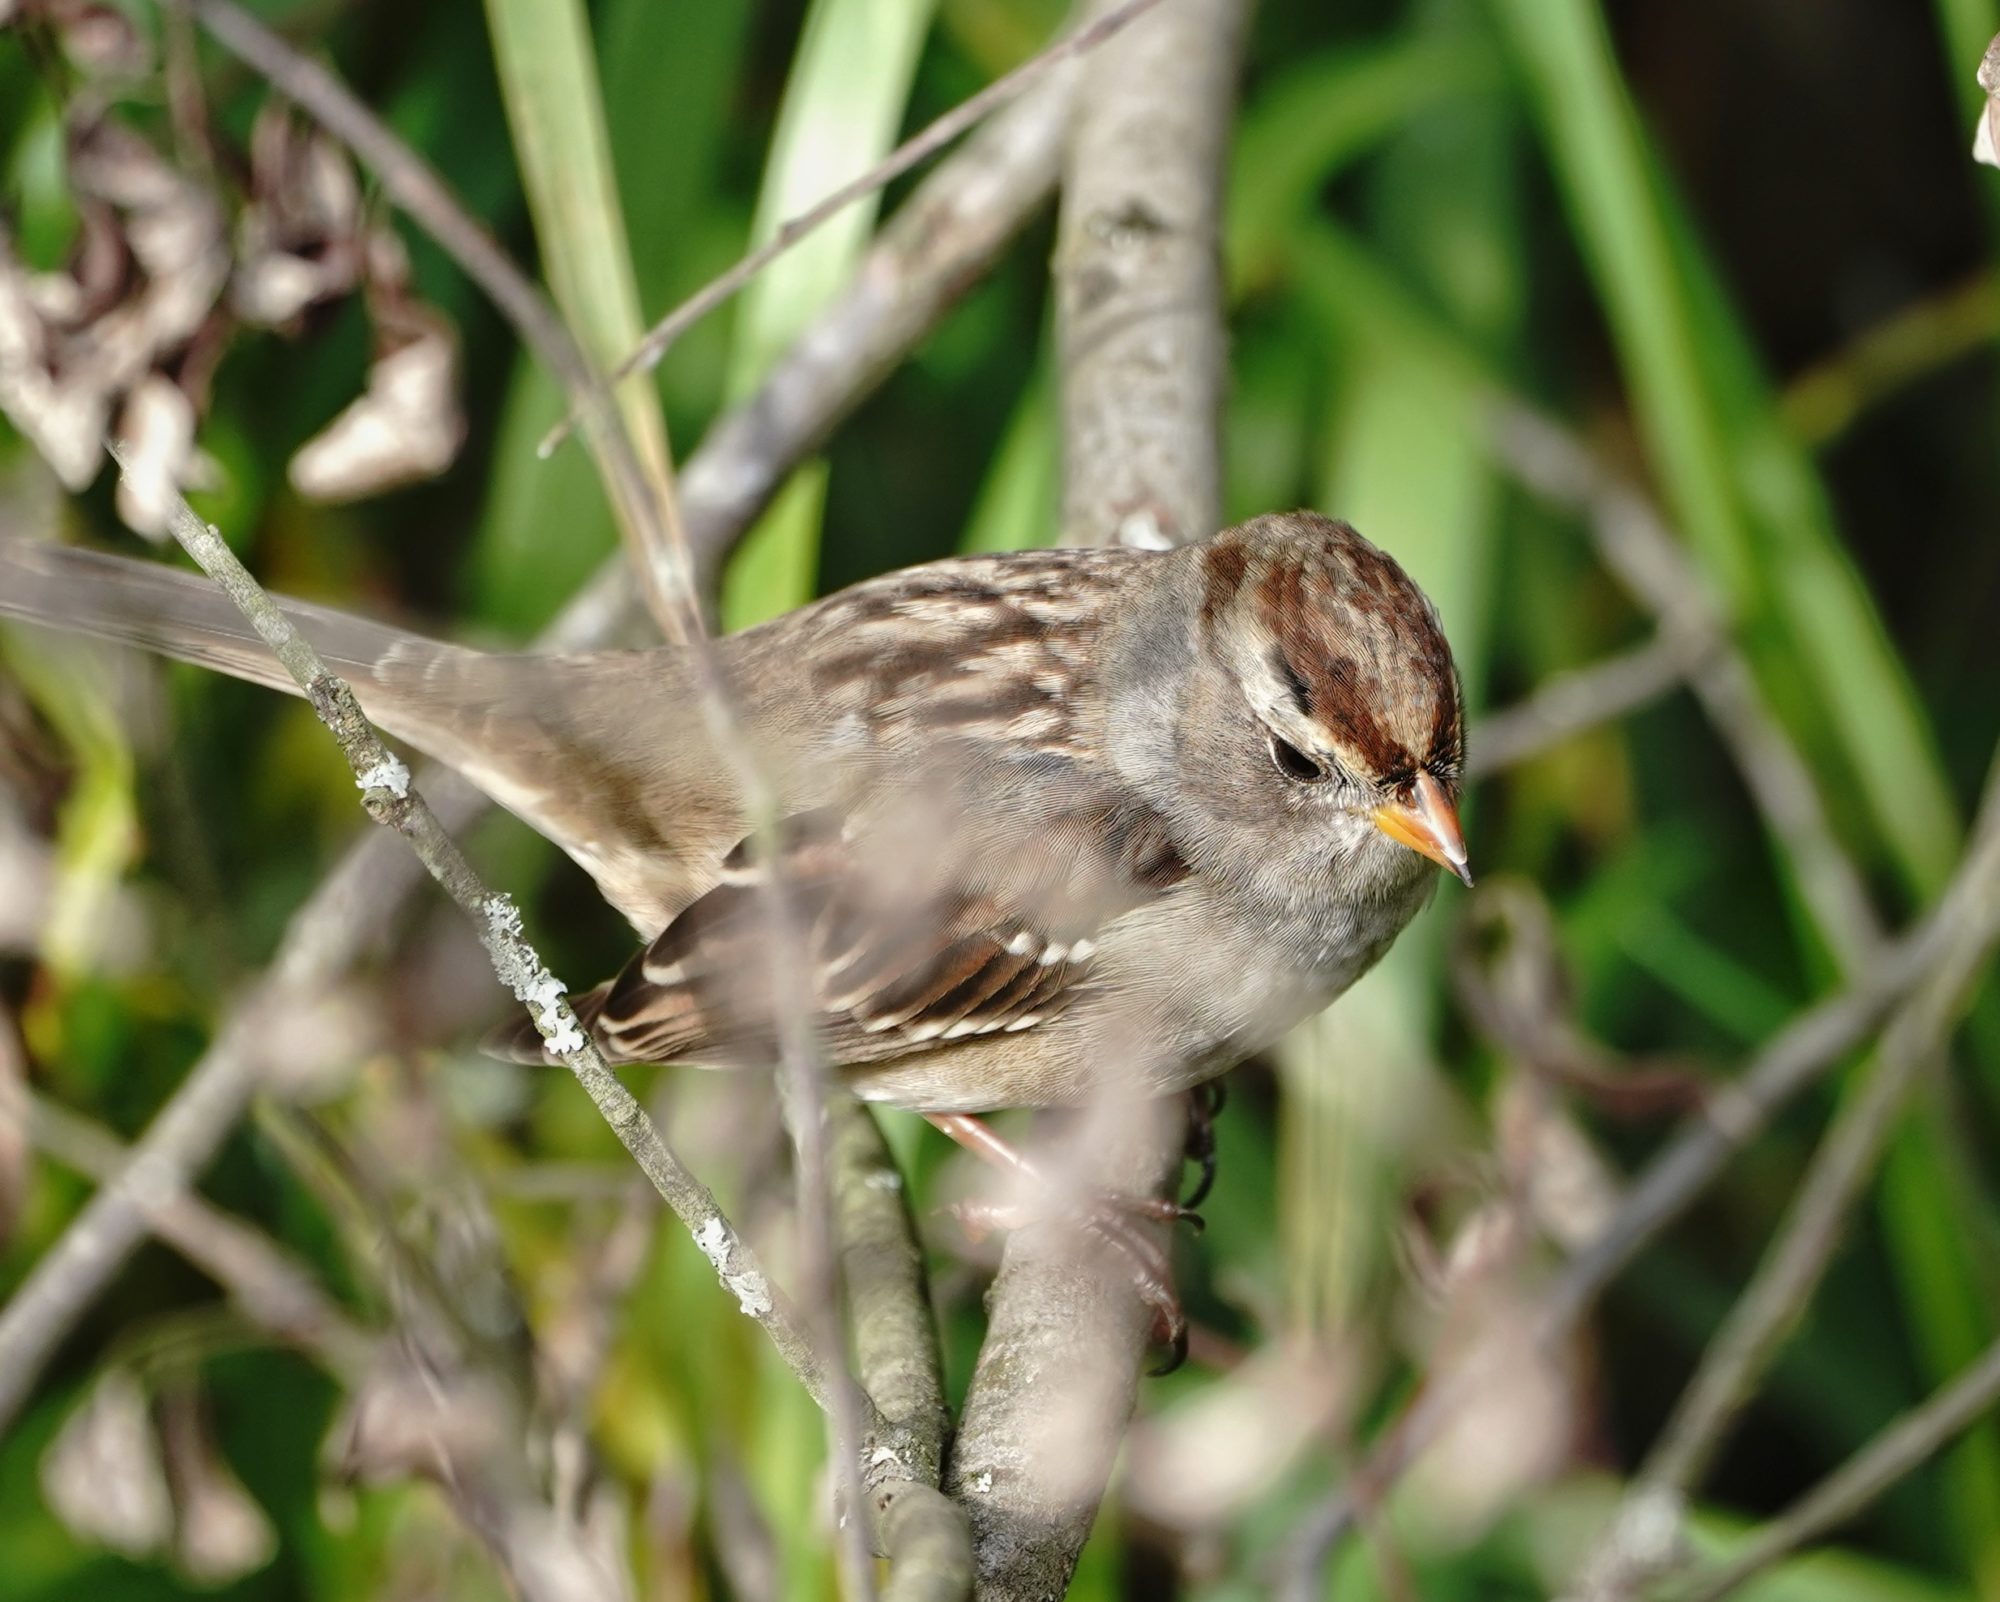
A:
1489,0,1959,897
720,0,939,628
482,0,675,593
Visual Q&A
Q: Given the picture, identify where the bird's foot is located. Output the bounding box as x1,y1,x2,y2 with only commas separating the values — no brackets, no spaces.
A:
946,1191,1189,1371
927,1111,1195,1372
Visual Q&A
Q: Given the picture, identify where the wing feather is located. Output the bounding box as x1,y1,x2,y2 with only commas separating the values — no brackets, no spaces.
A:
486,792,1183,1070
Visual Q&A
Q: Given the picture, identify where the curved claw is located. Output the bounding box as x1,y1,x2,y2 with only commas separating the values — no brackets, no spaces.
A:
1147,1306,1190,1376
1182,1080,1228,1209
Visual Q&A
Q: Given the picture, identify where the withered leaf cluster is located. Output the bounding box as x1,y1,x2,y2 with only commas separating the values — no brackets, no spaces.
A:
0,8,465,529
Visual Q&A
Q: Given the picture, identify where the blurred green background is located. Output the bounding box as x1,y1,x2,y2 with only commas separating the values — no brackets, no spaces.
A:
1,0,1998,1598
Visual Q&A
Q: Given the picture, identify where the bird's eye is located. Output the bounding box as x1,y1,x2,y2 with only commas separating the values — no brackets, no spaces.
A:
1267,731,1327,784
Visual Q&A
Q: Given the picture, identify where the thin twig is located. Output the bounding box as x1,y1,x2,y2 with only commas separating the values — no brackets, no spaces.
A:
183,17,894,1549
8,7,1061,1547
24,1092,377,1377
1573,746,2000,1597
1466,631,1706,779
1488,402,1887,971
109,439,847,1424
29,1090,629,1602
0,791,447,1436
1780,269,2000,446
1276,747,2000,1595
675,60,1074,596
546,1175,659,1518
1675,1335,2000,1602
538,0,1162,459
1481,403,1997,1599
0,63,1059,1441
188,0,696,641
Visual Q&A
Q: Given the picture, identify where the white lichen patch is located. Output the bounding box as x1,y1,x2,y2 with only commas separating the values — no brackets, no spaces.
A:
352,754,411,798
483,895,583,1056
694,1214,773,1317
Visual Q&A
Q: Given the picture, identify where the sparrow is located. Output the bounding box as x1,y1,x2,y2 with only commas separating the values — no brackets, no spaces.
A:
0,511,1468,1119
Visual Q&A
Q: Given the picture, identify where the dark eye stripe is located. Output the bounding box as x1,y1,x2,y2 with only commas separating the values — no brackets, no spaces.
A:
1270,648,1313,716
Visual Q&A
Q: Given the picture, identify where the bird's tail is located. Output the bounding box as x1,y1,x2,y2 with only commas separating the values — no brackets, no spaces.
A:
0,537,475,747
0,537,732,936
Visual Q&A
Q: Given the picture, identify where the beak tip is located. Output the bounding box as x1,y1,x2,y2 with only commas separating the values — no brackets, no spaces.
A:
1371,773,1473,888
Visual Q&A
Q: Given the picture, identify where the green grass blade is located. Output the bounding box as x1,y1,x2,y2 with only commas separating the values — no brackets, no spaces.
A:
1491,4,2000,1572
482,0,675,577
721,0,938,629
959,357,1055,554
1489,0,1959,900
1261,40,1514,1332
1229,32,1492,286
470,0,750,631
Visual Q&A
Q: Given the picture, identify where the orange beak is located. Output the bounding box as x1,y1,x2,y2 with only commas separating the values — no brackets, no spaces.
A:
1371,771,1472,886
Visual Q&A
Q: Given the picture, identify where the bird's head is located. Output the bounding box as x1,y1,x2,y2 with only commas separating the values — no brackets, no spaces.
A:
1111,511,1469,907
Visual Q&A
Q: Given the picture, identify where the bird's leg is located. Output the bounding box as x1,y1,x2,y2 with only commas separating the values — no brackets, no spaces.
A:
923,1112,1201,1227
1181,1079,1227,1209
925,1111,1194,1370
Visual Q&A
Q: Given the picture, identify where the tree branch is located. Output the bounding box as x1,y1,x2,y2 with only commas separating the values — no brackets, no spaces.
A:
831,1101,971,1601
1277,734,2000,1595
1487,402,1887,970
1465,631,1708,779
0,54,1067,1442
27,1091,632,1602
1570,740,2000,1598
1677,1335,2000,1602
23,1092,377,1379
944,2,1247,1594
145,442,851,1406
539,0,1162,459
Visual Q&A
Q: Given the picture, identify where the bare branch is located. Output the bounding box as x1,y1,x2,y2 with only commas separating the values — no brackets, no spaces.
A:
1678,1335,2000,1602
1780,269,2000,446
539,0,1162,459
1570,743,2000,1598
1487,402,1887,970
0,790,445,1436
170,24,908,1559
28,1090,631,1602
1278,738,2000,1594
0,59,1067,1440
946,3,1248,1592
1479,403,1996,1599
24,1092,377,1378
1466,632,1704,779
0,447,856,1452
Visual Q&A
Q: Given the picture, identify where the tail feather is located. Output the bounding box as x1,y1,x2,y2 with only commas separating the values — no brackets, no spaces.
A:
0,538,455,707
0,537,738,936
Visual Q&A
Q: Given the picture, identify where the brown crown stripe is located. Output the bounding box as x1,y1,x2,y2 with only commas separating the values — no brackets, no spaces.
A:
1258,562,1421,779
1199,538,1251,628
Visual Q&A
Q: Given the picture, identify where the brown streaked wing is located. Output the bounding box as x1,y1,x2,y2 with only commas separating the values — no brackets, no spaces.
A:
486,793,1186,1070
